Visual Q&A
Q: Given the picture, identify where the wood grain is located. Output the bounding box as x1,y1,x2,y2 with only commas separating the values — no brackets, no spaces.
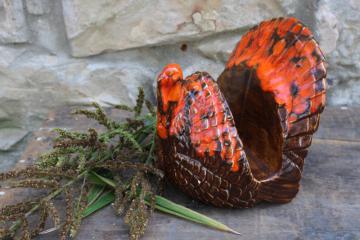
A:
0,106,359,239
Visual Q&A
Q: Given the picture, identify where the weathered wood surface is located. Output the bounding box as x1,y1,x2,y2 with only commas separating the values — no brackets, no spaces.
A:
1,106,359,240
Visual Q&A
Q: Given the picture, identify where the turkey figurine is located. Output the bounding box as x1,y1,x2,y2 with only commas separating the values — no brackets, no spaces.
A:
156,17,327,207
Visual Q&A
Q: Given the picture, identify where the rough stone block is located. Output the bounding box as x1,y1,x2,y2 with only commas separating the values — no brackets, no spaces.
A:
61,0,285,57
0,0,29,43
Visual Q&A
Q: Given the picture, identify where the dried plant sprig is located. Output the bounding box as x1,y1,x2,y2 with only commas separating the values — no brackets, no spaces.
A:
124,197,149,240
96,161,163,178
113,174,127,215
5,170,88,238
53,128,88,141
0,88,158,239
60,187,73,240
72,102,117,130
43,200,61,229
0,201,38,217
70,177,88,238
114,104,134,112
100,127,143,152
30,203,48,237
10,179,60,189
0,87,240,240
20,216,31,240
134,87,145,117
0,166,76,181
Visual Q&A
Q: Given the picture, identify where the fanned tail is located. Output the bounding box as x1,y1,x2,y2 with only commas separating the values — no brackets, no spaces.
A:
219,17,327,203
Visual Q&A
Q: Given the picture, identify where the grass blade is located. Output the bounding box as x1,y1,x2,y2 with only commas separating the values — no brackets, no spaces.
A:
90,171,116,188
86,185,105,207
87,172,240,235
149,195,240,235
82,191,115,218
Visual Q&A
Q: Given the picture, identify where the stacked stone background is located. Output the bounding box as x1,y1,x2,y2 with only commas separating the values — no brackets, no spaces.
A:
0,0,359,169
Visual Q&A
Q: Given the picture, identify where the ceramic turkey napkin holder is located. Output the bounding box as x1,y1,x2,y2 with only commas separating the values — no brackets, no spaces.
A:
156,17,327,208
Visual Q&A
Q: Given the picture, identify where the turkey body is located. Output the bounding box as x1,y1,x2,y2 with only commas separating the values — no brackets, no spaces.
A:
156,17,327,207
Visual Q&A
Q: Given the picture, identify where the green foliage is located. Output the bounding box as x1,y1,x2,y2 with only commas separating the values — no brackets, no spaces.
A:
0,88,159,240
0,88,239,240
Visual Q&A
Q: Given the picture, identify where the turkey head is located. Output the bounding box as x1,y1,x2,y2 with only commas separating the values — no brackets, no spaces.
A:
156,17,327,207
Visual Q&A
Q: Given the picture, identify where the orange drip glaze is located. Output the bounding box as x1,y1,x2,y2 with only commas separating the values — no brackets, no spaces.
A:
157,63,185,139
169,73,245,172
226,17,326,130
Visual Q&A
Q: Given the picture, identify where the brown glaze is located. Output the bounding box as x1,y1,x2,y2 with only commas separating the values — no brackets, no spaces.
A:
156,17,327,207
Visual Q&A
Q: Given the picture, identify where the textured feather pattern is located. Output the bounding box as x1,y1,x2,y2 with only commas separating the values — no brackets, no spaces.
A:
157,72,259,207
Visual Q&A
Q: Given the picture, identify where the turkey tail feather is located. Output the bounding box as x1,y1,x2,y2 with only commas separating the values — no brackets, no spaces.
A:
218,17,326,203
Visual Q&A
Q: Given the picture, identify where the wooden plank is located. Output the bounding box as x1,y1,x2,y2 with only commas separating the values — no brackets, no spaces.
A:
1,106,359,239
315,107,360,141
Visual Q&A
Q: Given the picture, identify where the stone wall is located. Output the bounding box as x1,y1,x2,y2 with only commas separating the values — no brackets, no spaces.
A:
0,0,359,168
